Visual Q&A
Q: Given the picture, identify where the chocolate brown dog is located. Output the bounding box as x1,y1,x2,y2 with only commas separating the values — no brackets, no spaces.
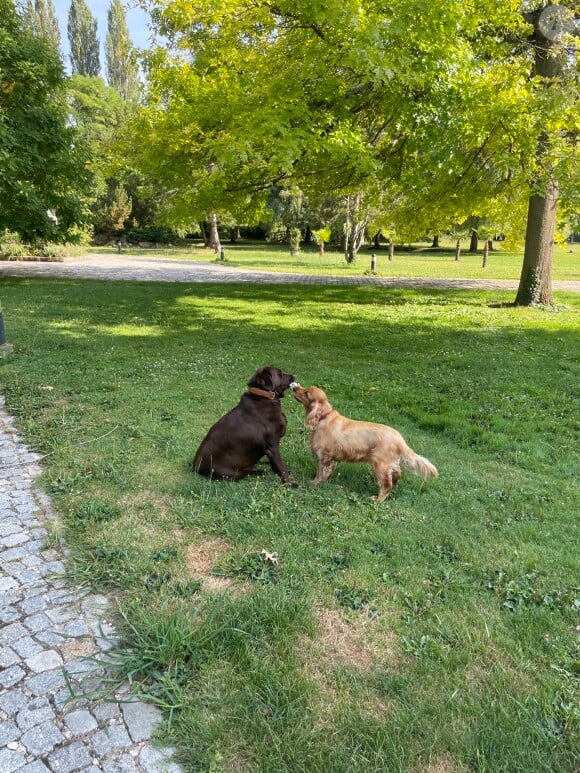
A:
193,366,297,485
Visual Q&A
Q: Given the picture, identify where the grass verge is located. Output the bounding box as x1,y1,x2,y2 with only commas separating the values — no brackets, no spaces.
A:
1,278,578,771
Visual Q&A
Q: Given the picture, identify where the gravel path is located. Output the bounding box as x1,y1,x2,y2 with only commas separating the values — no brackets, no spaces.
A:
0,254,578,292
0,397,180,773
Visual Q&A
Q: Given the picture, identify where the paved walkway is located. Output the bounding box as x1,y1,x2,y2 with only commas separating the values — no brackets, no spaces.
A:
1,254,579,292
0,398,180,773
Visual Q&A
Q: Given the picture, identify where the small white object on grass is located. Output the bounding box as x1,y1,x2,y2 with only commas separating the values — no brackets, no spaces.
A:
289,382,300,390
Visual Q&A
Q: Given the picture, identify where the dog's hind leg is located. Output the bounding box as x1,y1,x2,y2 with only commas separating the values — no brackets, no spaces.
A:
371,460,394,502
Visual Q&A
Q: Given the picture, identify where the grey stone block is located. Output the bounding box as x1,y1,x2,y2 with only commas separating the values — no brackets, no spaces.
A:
26,648,63,673
0,688,29,716
48,741,93,773
0,645,20,668
0,620,28,643
121,701,162,743
102,754,140,773
91,724,133,756
2,531,30,547
0,575,19,591
0,664,25,689
0,748,27,773
21,720,65,756
22,611,52,633
63,709,98,736
19,762,50,773
139,746,181,773
0,721,19,747
0,605,21,624
25,667,67,696
19,594,47,615
12,635,44,658
15,697,55,731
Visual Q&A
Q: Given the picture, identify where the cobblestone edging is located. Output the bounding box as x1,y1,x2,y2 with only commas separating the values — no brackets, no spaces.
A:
0,397,181,773
0,255,578,292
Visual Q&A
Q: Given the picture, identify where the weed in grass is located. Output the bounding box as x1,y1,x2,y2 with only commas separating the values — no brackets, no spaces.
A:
68,499,121,527
483,569,579,613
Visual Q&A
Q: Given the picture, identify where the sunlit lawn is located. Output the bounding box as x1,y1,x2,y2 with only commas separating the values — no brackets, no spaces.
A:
1,277,578,771
87,240,580,281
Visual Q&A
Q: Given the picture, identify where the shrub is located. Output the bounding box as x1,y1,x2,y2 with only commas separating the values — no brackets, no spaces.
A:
125,226,181,244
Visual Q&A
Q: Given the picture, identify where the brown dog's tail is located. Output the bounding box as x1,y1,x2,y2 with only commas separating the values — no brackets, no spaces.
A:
401,449,438,479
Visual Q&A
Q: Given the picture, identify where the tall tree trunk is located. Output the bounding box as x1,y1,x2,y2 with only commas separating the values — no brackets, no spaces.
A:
455,239,461,261
515,7,567,306
469,229,478,253
388,239,394,262
209,212,221,254
482,239,489,268
343,193,367,263
431,234,439,248
199,221,209,248
515,177,557,305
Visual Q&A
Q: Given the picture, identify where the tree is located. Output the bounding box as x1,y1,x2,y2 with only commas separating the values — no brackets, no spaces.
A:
137,0,577,299
515,4,578,305
0,0,92,243
68,0,100,76
106,0,140,102
21,0,60,50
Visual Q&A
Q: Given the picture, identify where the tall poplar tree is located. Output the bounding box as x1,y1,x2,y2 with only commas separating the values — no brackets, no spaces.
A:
67,0,100,76
21,0,61,50
105,0,139,102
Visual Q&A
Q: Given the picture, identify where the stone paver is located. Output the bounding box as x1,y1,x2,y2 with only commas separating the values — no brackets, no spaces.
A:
0,253,578,292
0,396,180,772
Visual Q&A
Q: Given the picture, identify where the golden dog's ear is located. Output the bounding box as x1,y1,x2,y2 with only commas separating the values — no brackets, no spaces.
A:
305,399,321,429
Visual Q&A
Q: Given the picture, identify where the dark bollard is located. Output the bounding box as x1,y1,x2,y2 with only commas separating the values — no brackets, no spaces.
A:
116,241,123,254
220,247,225,261
371,253,377,271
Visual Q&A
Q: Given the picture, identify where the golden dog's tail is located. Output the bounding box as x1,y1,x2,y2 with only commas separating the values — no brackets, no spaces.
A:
401,450,438,479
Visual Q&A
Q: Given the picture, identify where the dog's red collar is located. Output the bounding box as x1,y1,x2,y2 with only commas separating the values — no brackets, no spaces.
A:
317,409,333,422
248,387,277,399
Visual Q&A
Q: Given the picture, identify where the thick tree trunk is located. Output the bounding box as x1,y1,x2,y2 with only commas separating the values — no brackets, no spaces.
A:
515,179,556,305
515,8,566,305
469,229,478,253
431,234,439,248
455,239,461,261
388,239,394,262
209,212,221,254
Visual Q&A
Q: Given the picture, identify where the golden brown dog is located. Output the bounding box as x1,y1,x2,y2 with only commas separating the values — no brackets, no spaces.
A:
292,385,438,501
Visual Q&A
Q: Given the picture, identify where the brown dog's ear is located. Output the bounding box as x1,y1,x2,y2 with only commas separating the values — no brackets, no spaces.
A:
249,366,276,391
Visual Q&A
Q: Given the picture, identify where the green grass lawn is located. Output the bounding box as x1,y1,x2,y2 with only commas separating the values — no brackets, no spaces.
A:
88,240,580,281
1,278,579,772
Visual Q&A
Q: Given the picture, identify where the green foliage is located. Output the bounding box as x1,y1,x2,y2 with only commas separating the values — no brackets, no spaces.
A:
93,180,132,236
67,0,100,76
20,0,60,50
125,225,180,244
105,0,140,102
0,0,92,243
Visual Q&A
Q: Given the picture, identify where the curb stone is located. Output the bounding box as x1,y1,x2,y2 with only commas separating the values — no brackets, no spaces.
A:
0,396,182,773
